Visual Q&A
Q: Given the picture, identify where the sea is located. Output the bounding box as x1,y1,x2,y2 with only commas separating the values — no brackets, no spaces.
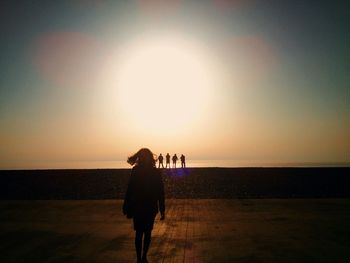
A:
1,160,349,170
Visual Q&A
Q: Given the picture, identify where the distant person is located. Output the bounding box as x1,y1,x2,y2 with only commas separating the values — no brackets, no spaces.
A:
172,154,178,168
180,154,186,168
158,153,164,168
123,148,165,263
165,153,171,168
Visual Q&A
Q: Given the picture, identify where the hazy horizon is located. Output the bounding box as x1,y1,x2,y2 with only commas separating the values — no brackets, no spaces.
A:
1,1,349,169
1,159,349,170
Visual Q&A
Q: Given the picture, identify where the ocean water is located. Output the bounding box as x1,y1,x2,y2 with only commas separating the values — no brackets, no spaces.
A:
1,160,349,170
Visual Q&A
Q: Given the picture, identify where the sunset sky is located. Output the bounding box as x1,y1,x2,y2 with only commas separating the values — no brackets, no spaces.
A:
1,1,349,169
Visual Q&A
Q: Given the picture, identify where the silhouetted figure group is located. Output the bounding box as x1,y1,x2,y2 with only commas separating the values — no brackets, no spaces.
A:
157,153,186,169
123,148,165,263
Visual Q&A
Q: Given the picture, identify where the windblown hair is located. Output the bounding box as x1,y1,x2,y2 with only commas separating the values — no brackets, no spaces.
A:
127,148,156,167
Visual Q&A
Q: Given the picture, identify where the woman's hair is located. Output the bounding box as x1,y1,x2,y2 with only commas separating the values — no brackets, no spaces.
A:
127,148,156,167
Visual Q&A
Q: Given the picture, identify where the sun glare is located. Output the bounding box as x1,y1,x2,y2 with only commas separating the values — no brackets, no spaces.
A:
106,35,215,134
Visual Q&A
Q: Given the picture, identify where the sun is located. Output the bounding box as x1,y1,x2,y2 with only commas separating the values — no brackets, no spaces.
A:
105,34,215,134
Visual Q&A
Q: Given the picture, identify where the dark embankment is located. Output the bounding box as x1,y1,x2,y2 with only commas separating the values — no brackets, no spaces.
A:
0,167,349,199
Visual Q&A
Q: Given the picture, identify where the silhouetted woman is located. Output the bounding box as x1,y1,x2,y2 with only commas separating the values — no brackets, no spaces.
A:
123,148,165,263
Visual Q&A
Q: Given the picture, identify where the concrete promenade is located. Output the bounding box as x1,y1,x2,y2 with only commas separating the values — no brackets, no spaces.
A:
1,199,350,263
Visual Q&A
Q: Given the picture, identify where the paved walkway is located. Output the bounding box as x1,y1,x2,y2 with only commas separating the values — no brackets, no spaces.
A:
1,199,350,263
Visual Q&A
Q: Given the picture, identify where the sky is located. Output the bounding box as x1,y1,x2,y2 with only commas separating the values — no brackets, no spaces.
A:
0,0,349,169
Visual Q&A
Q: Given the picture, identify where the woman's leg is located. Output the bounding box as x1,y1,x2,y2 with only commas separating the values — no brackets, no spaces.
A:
142,230,152,261
135,231,143,262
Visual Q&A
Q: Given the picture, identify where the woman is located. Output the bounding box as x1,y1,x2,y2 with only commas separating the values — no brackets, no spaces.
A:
123,148,165,263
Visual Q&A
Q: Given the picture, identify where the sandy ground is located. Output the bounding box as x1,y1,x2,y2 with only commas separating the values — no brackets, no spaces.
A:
1,199,350,263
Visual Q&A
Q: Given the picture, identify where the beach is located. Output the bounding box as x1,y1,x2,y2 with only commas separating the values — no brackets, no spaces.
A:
1,199,350,263
1,167,350,262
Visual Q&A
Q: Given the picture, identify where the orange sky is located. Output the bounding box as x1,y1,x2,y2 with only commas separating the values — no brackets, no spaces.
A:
1,1,349,169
